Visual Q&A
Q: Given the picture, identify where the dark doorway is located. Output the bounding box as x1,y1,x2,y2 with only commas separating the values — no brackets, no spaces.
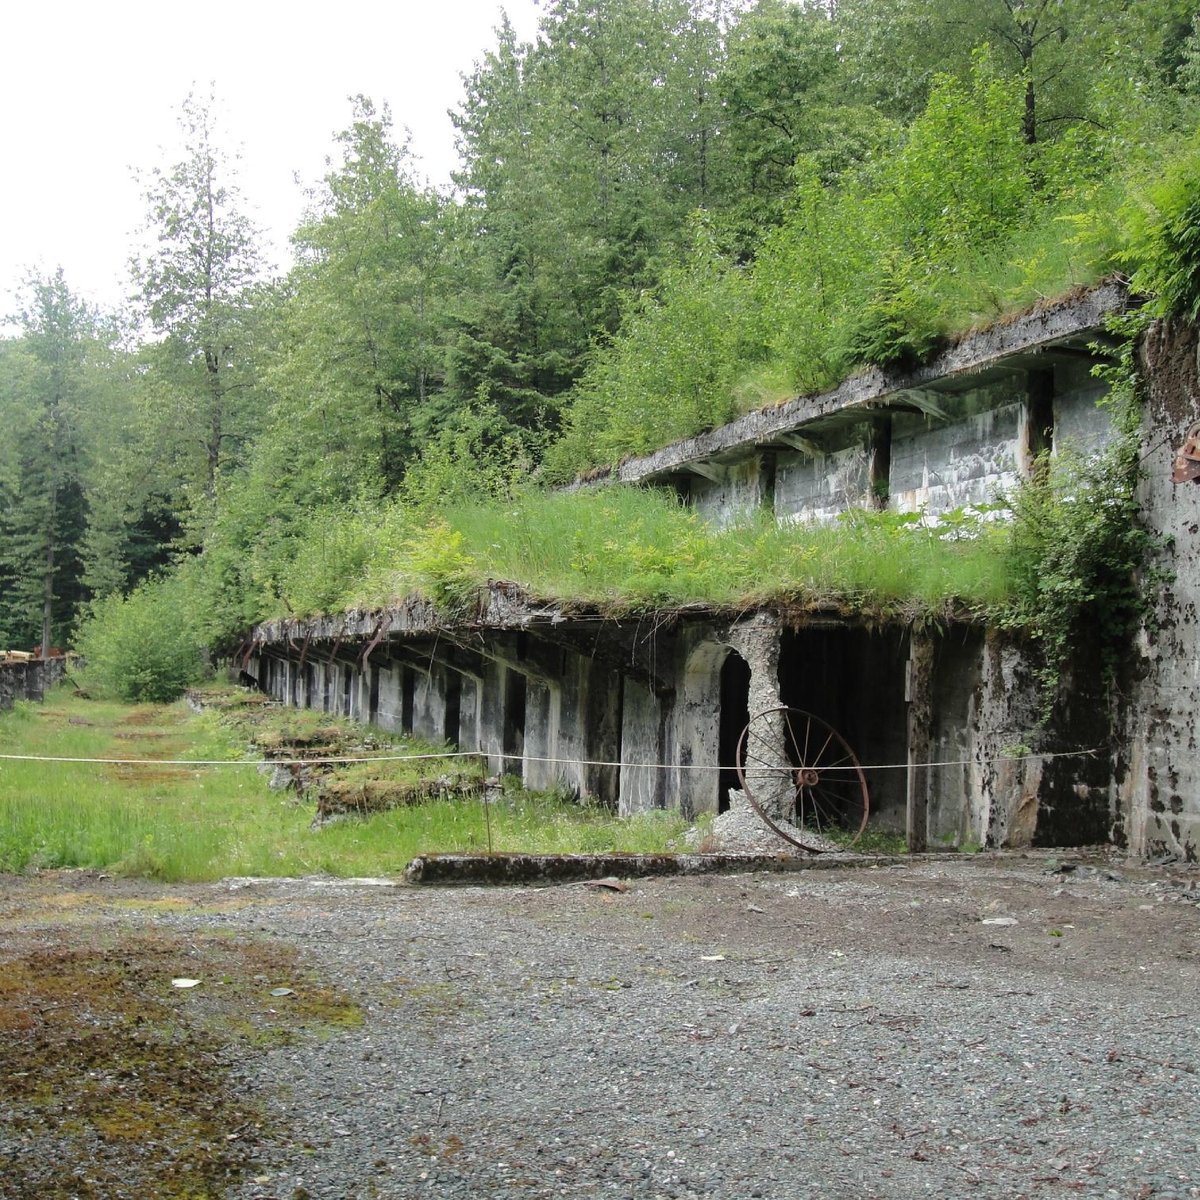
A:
368,665,380,725
401,667,416,734
503,669,527,777
777,627,909,828
718,651,751,813
444,671,462,745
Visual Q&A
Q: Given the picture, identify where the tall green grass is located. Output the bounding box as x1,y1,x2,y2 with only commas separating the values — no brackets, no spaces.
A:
0,693,689,882
341,487,1012,618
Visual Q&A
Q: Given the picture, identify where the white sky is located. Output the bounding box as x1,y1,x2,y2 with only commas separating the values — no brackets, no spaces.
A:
1,0,544,317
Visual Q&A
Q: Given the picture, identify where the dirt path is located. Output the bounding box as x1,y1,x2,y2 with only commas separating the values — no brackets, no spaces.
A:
2,853,1199,1199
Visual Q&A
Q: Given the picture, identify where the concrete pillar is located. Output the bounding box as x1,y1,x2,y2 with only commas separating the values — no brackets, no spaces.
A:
906,630,934,852
724,613,790,819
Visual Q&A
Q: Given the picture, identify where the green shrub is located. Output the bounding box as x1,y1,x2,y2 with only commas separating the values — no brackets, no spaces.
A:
843,258,945,371
74,575,208,702
1123,135,1200,319
997,327,1163,720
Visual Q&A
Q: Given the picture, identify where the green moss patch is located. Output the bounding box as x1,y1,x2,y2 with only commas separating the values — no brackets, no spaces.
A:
0,926,361,1198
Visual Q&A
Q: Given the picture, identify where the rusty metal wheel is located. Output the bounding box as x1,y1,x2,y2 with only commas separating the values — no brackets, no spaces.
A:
736,707,870,850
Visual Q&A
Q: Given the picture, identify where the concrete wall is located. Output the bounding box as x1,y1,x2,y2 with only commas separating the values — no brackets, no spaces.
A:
912,626,1115,851
890,396,1023,516
775,441,871,524
1054,358,1114,456
667,365,1116,530
248,609,1108,851
0,657,72,711
619,678,664,815
672,630,736,820
686,458,771,528
1122,318,1200,860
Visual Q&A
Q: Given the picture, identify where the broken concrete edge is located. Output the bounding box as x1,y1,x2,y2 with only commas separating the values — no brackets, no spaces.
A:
0,655,76,712
246,590,987,658
559,278,1130,492
248,589,723,648
402,850,988,886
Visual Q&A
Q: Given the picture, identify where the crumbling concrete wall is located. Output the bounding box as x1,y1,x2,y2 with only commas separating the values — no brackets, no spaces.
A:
890,395,1022,516
551,656,595,801
686,457,771,528
722,613,789,818
775,441,871,524
666,362,1115,530
245,597,1113,851
1122,318,1200,860
672,628,738,819
1054,357,1114,455
0,657,72,711
619,678,665,815
974,637,1047,849
912,627,1113,851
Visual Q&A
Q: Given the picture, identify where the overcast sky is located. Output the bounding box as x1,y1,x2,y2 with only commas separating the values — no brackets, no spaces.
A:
1,0,544,317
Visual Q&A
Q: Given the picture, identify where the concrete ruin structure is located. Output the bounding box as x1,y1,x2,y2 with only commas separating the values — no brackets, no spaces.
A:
245,281,1200,860
0,655,73,713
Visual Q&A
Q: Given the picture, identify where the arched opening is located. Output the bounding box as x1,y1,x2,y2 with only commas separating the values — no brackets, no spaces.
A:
678,640,752,818
718,651,751,813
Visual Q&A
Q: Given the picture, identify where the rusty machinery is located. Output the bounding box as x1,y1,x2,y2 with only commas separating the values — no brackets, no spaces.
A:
736,706,870,853
1172,420,1200,484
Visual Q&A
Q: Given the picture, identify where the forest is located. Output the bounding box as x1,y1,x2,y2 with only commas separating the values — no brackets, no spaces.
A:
4,0,1200,701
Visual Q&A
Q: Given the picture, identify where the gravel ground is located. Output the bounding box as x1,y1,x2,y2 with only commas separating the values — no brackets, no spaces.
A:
3,853,1200,1199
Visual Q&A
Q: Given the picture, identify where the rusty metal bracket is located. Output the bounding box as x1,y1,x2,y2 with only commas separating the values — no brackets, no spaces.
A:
1171,421,1200,483
241,639,260,670
297,630,312,671
326,632,344,666
359,619,387,671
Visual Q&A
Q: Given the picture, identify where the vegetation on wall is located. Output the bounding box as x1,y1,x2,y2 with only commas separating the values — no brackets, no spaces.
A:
1000,325,1161,719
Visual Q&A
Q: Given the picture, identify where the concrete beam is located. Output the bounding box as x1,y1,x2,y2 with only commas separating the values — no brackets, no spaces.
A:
906,631,935,853
598,282,1127,489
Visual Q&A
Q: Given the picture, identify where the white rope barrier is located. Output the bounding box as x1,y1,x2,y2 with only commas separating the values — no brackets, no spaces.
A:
0,746,1103,772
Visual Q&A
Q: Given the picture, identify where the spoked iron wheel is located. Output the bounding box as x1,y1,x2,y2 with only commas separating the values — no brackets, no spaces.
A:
736,706,870,850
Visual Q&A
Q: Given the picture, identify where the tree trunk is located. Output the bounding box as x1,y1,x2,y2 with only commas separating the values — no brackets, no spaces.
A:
41,519,55,659
1023,73,1037,145
204,348,223,495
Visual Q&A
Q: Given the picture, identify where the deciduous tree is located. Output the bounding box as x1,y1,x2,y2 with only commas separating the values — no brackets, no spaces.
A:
130,89,266,517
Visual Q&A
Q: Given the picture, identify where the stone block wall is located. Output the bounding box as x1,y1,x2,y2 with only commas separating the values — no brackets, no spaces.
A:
775,440,871,524
671,364,1117,530
686,458,771,528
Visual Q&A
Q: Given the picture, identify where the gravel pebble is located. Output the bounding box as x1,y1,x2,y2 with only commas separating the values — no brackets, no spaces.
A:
6,853,1200,1199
